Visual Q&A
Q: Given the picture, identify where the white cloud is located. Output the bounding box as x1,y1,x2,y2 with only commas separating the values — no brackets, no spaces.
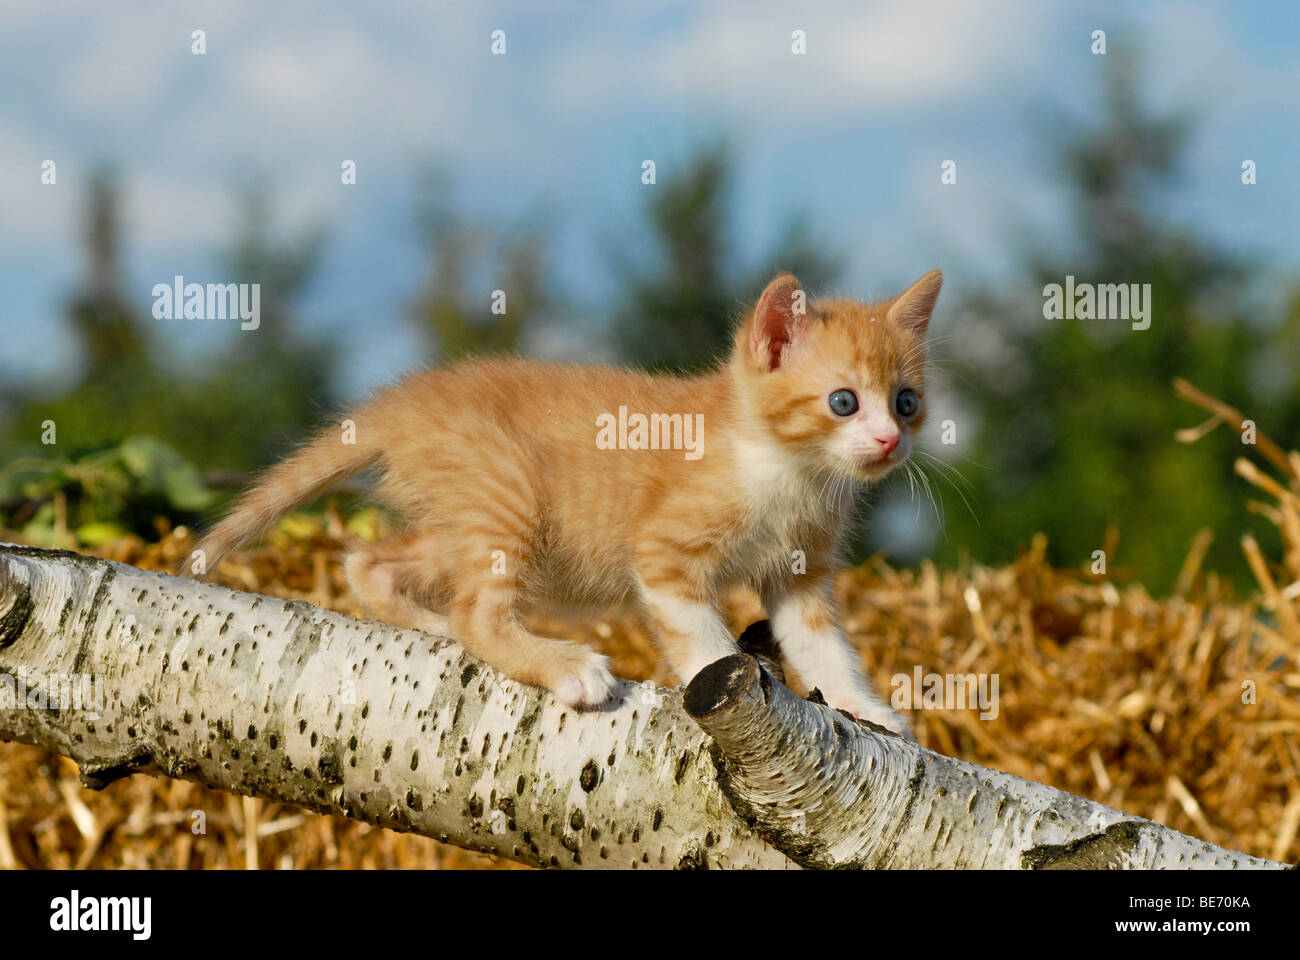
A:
221,23,450,142
56,13,193,112
0,122,79,250
0,3,483,264
120,174,234,251
549,0,1053,121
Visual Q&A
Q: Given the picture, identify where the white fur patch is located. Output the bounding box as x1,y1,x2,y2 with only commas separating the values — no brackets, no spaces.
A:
727,430,847,582
640,586,739,682
553,651,615,708
767,590,910,737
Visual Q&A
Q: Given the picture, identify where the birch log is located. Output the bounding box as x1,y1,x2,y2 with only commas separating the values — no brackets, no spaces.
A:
0,545,792,869
685,656,1286,869
0,545,1285,869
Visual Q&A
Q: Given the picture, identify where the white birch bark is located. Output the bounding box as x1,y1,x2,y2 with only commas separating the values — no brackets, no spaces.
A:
0,545,792,869
0,545,1285,869
685,655,1286,869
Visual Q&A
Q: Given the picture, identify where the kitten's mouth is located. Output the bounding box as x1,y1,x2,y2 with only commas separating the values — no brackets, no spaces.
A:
852,449,903,476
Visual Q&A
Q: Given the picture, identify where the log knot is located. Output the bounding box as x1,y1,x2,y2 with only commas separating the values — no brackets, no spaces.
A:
0,578,34,650
79,746,155,790
1021,820,1143,869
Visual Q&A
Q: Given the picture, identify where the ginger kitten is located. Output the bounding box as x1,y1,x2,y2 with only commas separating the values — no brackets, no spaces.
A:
188,270,942,736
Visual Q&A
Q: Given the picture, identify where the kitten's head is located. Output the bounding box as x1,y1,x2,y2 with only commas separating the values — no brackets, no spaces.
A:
732,269,942,482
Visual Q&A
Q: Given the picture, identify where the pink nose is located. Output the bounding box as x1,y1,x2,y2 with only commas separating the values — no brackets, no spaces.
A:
875,433,900,455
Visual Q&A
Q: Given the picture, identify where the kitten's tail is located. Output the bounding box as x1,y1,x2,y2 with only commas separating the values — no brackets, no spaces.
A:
178,423,382,577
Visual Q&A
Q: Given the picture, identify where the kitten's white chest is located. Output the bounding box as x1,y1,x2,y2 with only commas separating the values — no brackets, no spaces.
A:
723,433,846,582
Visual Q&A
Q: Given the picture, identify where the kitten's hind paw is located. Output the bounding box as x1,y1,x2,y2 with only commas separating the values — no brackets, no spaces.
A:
552,653,616,710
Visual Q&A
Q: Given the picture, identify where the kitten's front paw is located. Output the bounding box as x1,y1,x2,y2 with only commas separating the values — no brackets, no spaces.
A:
823,693,914,741
552,653,616,710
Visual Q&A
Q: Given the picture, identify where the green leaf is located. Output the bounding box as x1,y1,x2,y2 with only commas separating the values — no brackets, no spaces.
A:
75,521,130,547
18,503,58,548
117,435,218,511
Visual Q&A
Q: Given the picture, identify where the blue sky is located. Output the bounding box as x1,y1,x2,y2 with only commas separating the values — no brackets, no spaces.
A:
1,0,1298,401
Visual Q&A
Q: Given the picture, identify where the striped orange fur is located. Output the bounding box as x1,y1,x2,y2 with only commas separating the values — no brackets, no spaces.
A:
188,270,942,733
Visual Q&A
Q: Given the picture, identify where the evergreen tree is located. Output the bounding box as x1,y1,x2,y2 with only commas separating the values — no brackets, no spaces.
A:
409,170,548,362
941,52,1293,590
612,143,842,371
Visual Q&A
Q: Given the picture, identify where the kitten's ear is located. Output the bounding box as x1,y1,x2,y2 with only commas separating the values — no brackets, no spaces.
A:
887,269,943,336
747,273,809,371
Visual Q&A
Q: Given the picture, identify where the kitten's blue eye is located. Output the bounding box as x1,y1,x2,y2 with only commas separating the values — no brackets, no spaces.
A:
828,389,858,417
895,388,920,418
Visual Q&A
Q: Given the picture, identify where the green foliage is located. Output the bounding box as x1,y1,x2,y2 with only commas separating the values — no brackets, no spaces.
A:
0,435,218,546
